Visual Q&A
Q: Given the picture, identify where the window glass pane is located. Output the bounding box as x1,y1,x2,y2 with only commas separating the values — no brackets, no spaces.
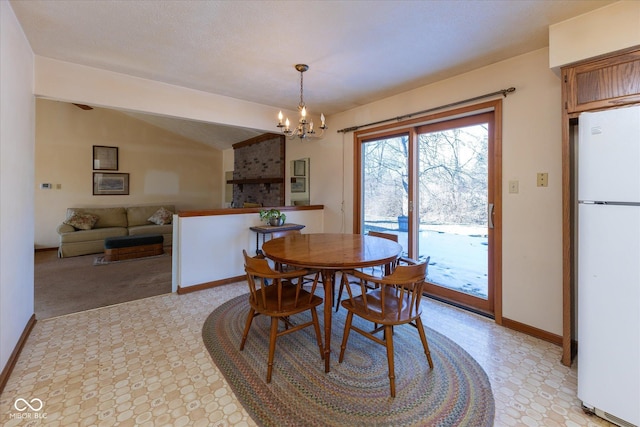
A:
361,136,409,255
418,124,488,299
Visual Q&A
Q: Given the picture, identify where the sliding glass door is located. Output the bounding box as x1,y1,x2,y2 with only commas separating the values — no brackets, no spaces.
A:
416,113,494,313
356,106,500,316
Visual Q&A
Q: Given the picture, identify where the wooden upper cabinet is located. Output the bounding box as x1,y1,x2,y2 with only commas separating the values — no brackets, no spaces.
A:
563,48,640,114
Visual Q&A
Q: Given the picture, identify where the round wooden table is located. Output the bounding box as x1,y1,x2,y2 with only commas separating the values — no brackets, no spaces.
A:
262,233,402,372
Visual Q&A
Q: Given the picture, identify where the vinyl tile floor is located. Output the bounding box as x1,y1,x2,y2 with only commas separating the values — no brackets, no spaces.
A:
0,282,614,426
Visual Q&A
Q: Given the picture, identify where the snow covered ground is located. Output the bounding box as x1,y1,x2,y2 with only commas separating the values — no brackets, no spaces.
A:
365,222,488,299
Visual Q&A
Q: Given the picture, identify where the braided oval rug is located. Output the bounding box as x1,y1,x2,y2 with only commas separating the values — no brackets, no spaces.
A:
202,294,494,427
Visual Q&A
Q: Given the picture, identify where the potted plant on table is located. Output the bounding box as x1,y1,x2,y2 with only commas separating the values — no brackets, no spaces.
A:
259,209,286,226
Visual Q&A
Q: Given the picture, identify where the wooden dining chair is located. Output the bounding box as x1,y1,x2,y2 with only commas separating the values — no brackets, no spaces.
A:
335,231,400,311
365,231,400,275
268,229,321,289
338,261,433,397
269,229,301,272
270,229,300,239
240,250,324,383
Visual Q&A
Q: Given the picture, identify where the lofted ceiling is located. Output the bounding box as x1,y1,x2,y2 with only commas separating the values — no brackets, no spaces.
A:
11,0,615,149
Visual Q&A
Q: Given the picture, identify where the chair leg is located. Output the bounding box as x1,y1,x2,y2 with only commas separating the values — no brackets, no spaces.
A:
266,317,279,383
339,311,354,363
310,307,324,360
335,273,347,312
384,325,396,398
239,308,255,351
415,317,434,369
330,272,336,307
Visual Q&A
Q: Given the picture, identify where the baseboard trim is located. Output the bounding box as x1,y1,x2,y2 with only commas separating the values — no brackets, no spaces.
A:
178,275,245,294
502,316,562,347
0,314,36,394
34,247,57,253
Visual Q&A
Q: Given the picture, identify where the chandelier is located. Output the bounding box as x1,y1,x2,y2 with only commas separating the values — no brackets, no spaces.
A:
277,64,327,140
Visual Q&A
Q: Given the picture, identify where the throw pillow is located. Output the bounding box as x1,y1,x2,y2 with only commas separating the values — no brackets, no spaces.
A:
148,207,173,225
64,212,99,230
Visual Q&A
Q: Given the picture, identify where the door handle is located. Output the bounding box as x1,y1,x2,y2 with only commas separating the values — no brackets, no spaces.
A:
488,203,494,229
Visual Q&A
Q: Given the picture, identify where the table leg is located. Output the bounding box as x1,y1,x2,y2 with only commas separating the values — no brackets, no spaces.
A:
321,270,334,373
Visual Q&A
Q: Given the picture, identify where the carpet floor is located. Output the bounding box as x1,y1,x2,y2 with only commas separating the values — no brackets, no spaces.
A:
203,294,495,427
34,249,172,319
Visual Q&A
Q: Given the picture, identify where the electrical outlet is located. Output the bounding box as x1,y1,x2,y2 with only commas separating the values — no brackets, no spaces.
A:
537,173,548,187
508,180,519,194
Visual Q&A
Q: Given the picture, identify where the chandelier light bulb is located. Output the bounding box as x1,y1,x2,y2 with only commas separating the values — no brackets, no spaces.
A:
278,111,283,125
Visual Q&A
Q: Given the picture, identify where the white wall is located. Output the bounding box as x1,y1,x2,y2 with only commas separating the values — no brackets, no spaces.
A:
549,1,640,68
176,209,324,288
34,56,288,137
0,0,35,373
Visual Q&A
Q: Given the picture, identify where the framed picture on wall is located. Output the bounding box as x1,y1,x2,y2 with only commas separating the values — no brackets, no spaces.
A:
293,159,306,177
93,145,118,170
93,172,129,195
291,177,306,193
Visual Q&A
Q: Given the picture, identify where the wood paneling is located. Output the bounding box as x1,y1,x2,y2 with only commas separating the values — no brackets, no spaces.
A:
565,48,640,114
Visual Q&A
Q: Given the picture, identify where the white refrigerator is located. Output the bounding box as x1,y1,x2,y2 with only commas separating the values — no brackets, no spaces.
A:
577,105,640,427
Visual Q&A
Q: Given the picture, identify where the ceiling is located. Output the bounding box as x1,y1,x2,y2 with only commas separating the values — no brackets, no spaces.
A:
11,0,614,149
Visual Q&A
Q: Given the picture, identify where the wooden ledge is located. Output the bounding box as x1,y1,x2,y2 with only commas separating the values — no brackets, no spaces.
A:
178,205,324,218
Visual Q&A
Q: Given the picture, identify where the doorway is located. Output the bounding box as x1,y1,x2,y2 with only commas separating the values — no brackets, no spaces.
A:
354,102,501,316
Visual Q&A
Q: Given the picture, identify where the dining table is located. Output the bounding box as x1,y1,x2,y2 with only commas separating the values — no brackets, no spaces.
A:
261,233,402,373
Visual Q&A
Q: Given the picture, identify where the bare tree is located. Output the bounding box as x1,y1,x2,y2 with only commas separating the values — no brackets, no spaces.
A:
362,124,487,227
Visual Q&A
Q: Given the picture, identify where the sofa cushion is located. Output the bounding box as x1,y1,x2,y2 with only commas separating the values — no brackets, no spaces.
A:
67,207,127,229
127,205,176,227
64,212,99,230
59,227,128,243
56,223,76,234
148,207,173,225
128,224,173,237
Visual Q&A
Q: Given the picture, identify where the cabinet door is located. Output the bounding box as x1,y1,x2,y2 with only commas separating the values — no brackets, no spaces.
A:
564,49,640,114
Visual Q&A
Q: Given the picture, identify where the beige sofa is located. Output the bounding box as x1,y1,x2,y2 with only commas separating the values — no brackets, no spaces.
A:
57,205,175,257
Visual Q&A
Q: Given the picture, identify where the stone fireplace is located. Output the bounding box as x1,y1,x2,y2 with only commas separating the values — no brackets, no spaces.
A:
229,133,285,207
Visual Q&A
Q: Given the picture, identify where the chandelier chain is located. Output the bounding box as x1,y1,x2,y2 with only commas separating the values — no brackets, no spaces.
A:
299,70,305,109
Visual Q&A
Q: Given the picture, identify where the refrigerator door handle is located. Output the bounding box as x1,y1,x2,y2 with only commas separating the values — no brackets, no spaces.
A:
488,203,494,229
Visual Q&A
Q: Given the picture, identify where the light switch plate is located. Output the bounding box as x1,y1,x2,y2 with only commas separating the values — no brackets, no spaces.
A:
509,180,519,194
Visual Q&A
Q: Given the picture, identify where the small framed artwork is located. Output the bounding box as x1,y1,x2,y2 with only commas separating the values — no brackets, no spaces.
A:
293,159,306,177
93,145,118,170
291,177,306,193
93,172,129,195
